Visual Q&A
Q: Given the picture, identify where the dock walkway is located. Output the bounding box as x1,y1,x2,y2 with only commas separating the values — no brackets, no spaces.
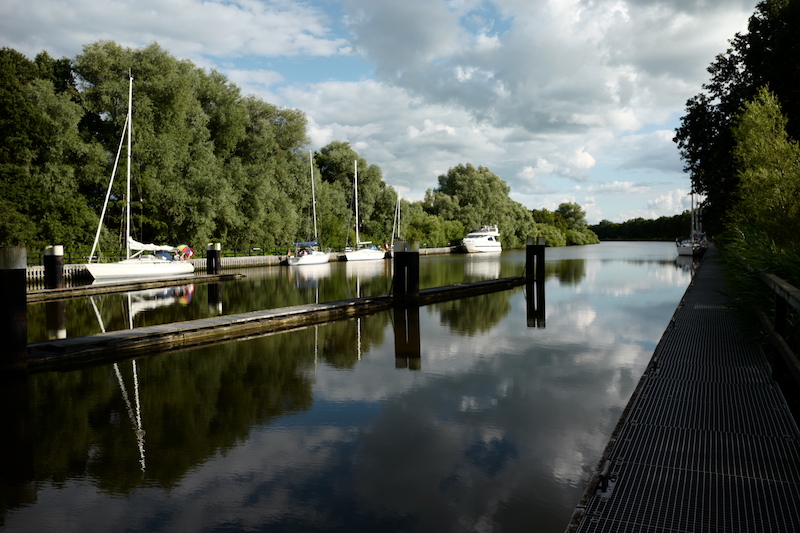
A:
568,246,800,532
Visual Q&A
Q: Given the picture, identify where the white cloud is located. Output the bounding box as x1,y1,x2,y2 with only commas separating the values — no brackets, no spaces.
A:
0,0,756,221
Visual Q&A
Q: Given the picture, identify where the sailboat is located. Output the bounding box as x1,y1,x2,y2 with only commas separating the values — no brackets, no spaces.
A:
676,193,707,257
345,160,386,262
289,151,330,266
86,74,194,282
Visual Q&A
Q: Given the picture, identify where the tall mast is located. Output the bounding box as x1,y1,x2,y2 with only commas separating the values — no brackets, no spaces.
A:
126,72,133,259
354,160,359,247
310,150,318,243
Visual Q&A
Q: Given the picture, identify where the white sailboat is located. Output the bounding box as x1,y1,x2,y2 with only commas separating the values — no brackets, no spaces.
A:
86,74,194,282
345,160,386,262
289,151,330,266
676,193,707,257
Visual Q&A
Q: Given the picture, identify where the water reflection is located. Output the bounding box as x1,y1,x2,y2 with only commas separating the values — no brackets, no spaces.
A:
7,243,696,533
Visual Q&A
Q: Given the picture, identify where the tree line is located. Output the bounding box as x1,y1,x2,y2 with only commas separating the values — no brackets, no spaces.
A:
673,0,800,244
672,0,800,344
0,41,599,254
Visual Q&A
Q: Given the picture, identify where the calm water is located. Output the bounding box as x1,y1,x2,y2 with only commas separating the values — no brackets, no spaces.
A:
4,242,696,532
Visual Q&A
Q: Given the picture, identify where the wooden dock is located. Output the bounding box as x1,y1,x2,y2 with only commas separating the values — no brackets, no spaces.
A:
26,277,525,371
567,246,800,532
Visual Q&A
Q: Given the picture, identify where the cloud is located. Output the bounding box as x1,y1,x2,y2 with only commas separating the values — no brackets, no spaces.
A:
0,0,755,221
0,0,348,60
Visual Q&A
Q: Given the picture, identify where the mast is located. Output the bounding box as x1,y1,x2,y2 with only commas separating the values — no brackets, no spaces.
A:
354,160,359,247
125,73,133,259
310,150,318,243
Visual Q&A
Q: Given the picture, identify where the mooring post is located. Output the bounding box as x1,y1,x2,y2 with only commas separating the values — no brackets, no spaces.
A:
393,240,420,304
0,246,28,374
526,237,535,282
535,237,546,282
44,245,64,289
207,243,222,275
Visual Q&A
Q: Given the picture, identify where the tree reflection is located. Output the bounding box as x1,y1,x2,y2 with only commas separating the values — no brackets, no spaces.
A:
435,291,514,335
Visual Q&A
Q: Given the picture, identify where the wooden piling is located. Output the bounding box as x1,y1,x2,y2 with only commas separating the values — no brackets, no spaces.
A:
43,245,64,289
207,243,222,275
0,246,28,374
393,240,420,304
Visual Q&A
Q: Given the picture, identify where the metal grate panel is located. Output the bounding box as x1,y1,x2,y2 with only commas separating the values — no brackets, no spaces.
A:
571,249,800,533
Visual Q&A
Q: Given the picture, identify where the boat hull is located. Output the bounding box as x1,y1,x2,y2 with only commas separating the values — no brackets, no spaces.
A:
345,248,387,261
462,242,502,253
288,251,330,266
86,258,194,281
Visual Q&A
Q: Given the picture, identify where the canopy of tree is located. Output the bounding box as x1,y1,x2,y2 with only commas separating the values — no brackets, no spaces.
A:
674,0,800,236
0,41,599,252
590,212,692,241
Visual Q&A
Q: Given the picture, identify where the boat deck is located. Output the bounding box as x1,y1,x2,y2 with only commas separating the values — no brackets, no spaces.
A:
568,245,800,532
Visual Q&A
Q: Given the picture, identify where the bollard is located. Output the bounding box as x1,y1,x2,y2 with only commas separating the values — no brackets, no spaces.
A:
0,246,28,374
43,245,64,289
392,240,420,304
206,243,222,275
535,237,545,281
525,237,536,282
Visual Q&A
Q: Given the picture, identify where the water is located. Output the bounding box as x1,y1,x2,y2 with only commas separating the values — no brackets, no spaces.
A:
4,242,695,532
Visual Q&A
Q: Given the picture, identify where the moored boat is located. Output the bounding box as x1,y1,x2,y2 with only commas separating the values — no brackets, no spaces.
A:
462,225,502,253
345,160,386,262
86,74,194,282
289,151,331,266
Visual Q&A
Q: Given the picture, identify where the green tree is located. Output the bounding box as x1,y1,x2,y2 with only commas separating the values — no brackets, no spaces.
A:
674,0,800,234
730,87,800,245
0,48,104,247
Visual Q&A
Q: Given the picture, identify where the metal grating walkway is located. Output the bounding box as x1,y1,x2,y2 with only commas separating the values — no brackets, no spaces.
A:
569,246,800,533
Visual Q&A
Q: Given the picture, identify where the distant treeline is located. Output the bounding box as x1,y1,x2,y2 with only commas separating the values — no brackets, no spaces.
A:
589,212,692,241
1,40,599,251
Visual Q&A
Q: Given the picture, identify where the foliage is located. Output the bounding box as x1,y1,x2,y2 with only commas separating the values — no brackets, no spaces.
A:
674,0,800,234
590,212,692,241
418,163,539,249
729,87,800,247
1,41,599,252
533,224,566,247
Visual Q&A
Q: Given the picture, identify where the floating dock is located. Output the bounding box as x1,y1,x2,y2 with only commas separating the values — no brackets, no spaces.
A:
26,277,525,371
567,246,800,532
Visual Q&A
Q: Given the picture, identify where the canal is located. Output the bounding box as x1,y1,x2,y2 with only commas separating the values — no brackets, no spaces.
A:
3,242,696,532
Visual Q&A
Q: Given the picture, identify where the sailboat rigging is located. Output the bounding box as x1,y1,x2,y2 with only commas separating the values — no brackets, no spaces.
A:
86,73,194,281
345,160,386,262
288,150,330,265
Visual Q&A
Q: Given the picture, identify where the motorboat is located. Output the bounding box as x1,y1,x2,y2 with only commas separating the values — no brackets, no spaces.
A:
462,225,502,253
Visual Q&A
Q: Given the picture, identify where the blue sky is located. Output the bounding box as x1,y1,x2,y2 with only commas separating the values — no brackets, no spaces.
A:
1,0,754,223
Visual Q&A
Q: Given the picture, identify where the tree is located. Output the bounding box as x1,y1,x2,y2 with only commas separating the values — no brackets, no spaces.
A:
674,0,800,234
556,202,588,231
730,87,800,245
0,48,104,247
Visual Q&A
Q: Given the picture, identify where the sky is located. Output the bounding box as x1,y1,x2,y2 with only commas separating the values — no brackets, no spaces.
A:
1,0,756,224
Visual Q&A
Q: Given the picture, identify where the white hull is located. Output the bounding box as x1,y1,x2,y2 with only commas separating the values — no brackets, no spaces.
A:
288,250,330,266
462,225,501,253
463,242,502,253
676,243,696,256
86,257,194,281
345,248,386,261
